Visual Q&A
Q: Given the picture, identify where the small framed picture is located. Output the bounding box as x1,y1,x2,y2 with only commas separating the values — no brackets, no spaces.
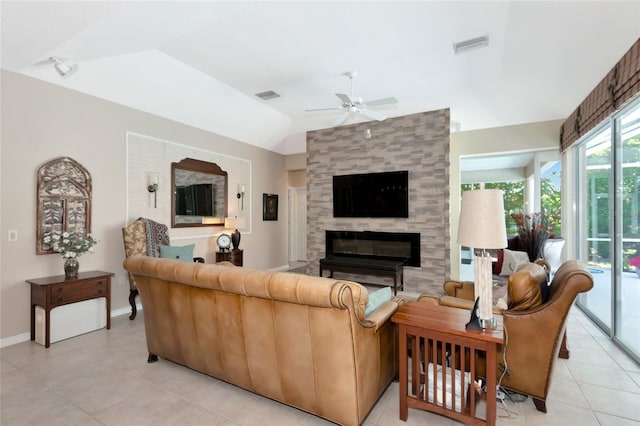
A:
263,193,278,221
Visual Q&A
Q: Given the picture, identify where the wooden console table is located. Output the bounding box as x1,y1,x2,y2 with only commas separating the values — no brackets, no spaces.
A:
319,257,405,294
215,249,243,266
392,302,503,426
26,271,113,348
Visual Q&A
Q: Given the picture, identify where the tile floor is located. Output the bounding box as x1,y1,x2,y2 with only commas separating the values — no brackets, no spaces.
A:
1,306,639,425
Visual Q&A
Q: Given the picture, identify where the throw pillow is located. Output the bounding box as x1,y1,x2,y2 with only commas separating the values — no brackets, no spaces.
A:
499,249,529,276
159,244,195,261
365,287,393,316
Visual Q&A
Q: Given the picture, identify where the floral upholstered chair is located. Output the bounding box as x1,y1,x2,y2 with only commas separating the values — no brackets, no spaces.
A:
122,218,203,320
122,219,149,320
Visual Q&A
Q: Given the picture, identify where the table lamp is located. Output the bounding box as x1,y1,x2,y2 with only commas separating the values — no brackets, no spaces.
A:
224,216,246,251
457,188,507,329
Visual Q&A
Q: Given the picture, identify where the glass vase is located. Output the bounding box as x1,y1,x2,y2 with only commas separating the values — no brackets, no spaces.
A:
64,258,79,279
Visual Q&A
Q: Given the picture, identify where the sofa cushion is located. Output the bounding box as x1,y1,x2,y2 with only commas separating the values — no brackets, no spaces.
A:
365,287,393,316
507,263,546,311
159,244,195,261
500,249,530,276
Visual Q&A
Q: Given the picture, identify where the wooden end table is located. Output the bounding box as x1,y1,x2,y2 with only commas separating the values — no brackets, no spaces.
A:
26,271,113,348
215,249,243,266
391,302,504,426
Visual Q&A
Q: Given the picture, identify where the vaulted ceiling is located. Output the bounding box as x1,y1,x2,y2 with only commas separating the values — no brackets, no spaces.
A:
2,1,639,154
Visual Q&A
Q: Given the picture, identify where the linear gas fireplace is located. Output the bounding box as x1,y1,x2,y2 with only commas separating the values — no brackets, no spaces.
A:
325,230,421,267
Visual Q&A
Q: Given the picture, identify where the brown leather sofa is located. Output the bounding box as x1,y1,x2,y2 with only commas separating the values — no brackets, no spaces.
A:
123,256,404,426
418,260,593,413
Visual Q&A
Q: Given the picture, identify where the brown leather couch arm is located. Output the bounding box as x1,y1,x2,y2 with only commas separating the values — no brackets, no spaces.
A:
439,295,505,315
443,280,475,300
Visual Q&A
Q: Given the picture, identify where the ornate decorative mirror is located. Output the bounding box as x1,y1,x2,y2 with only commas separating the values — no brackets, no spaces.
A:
171,158,228,228
36,157,92,254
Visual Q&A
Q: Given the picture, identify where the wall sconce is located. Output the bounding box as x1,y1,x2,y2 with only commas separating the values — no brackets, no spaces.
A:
49,56,78,78
364,128,372,139
237,184,246,210
147,173,159,208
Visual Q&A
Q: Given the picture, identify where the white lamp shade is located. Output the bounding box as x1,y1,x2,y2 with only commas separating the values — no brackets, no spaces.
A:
458,189,507,249
224,216,246,230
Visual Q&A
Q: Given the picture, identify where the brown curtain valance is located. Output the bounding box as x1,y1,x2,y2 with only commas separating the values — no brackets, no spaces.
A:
561,37,640,153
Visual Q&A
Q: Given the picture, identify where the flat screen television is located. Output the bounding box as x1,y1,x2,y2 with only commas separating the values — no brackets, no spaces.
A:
175,183,214,216
333,171,409,218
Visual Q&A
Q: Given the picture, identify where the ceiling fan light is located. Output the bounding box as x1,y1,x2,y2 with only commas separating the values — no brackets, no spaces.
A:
49,56,78,78
453,35,489,54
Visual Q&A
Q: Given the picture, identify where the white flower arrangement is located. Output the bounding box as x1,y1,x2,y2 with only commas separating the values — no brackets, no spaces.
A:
43,231,98,259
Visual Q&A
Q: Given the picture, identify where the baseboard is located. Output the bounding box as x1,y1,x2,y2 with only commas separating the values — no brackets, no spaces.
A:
0,304,143,348
269,264,291,272
0,332,31,348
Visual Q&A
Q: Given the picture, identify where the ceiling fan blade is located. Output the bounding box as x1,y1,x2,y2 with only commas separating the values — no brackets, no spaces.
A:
335,93,352,105
364,97,398,107
305,107,343,112
359,108,387,122
333,111,351,126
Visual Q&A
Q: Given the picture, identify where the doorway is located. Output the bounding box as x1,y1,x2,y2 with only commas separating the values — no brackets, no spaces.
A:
288,187,307,263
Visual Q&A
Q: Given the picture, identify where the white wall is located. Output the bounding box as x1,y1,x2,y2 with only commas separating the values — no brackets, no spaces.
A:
0,70,289,344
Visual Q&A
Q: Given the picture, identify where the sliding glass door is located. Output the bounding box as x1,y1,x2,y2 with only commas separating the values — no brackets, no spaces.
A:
579,125,613,328
576,99,640,361
617,104,640,357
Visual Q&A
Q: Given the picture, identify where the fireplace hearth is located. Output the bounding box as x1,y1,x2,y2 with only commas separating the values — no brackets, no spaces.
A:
325,230,421,267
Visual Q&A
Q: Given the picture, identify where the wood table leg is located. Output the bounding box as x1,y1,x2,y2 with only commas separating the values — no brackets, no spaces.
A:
399,325,408,421
485,344,498,426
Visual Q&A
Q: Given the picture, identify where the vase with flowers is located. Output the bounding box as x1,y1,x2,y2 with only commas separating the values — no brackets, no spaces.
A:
43,231,98,278
510,211,557,262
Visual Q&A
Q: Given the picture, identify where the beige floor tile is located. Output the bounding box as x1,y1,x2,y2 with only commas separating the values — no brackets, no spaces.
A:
579,382,640,422
520,399,601,425
628,371,640,388
546,374,591,409
567,360,640,393
1,308,639,426
595,411,640,426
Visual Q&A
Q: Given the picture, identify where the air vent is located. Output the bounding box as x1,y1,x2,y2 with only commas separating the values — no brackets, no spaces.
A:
255,90,280,100
453,35,489,54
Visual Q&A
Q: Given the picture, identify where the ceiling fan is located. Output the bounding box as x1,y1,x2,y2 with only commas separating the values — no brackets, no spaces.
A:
305,71,398,126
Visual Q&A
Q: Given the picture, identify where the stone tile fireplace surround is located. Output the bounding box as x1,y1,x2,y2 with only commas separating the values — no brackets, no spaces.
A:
306,109,450,294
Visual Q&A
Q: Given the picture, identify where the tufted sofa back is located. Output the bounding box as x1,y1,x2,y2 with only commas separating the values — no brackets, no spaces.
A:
123,256,400,426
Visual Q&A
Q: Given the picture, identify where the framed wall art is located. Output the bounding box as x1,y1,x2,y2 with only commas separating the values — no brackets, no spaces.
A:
262,193,278,221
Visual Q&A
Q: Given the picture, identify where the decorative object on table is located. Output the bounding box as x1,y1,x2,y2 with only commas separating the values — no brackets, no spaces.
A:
457,188,507,329
36,157,92,255
225,216,246,250
147,172,159,208
510,211,557,262
217,233,232,252
263,193,278,221
43,231,98,278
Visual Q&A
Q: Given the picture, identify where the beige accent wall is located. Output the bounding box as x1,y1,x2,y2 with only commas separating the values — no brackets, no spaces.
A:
287,170,307,188
0,70,289,343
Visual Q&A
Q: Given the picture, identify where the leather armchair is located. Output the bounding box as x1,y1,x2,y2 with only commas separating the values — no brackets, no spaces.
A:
418,260,593,413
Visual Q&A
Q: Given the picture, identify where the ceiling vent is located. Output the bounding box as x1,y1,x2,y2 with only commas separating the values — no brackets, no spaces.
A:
453,35,489,54
255,90,280,100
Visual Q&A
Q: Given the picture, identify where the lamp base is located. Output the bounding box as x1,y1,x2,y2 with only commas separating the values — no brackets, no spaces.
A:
480,317,498,330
